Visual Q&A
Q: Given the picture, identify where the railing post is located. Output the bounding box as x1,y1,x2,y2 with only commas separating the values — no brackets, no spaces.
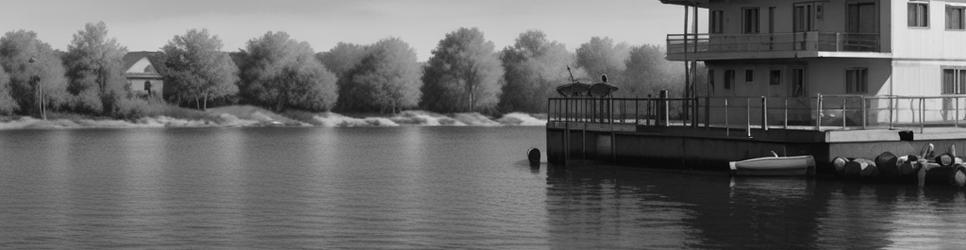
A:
889,97,894,129
761,96,768,131
634,98,640,125
816,94,823,130
919,97,926,133
725,98,730,136
861,96,867,129
841,97,847,129
746,97,752,137
705,96,711,129
783,98,789,130
956,97,960,128
609,97,614,126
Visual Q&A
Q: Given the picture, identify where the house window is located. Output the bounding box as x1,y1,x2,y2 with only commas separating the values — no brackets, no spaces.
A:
942,68,966,94
724,70,735,90
710,10,725,34
948,5,966,30
909,1,930,28
846,68,868,94
769,70,782,85
745,69,754,82
742,8,760,33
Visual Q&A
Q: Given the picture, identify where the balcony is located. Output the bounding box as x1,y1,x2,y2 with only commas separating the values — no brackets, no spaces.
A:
666,32,885,61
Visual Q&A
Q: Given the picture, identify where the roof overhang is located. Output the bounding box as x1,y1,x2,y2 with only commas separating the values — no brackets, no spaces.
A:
659,0,708,7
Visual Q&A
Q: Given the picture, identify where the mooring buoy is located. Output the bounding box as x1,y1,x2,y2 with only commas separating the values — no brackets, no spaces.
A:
528,148,541,166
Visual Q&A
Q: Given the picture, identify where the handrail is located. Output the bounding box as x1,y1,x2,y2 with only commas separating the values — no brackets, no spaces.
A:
547,94,966,134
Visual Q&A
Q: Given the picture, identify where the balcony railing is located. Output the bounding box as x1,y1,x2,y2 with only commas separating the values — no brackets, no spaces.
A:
548,95,966,135
667,32,881,57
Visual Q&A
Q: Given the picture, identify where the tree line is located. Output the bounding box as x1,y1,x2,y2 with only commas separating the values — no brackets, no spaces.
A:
0,22,694,118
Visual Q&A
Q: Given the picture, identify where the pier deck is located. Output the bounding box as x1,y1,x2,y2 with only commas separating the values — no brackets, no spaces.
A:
546,95,966,172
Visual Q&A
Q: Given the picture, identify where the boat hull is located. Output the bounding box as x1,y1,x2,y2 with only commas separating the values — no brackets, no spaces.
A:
729,156,816,176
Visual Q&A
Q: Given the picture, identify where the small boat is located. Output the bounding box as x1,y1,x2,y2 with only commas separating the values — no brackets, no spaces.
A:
729,152,815,176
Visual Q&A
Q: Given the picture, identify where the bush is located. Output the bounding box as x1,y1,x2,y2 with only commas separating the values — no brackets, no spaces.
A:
114,96,216,120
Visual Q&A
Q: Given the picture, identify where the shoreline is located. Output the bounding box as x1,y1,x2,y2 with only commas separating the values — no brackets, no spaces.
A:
0,108,547,130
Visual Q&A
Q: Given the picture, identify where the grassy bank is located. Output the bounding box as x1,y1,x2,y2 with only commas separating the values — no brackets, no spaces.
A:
0,105,547,130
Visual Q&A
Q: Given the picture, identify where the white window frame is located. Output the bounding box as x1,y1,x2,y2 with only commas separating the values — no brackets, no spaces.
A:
845,68,869,94
909,0,930,28
942,67,966,94
947,4,966,30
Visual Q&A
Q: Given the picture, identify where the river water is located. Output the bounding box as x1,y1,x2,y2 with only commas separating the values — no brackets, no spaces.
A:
1,127,965,249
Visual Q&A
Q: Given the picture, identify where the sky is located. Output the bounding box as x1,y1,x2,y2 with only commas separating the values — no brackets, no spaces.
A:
0,0,704,61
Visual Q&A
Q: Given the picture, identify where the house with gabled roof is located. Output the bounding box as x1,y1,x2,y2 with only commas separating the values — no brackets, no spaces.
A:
122,51,164,98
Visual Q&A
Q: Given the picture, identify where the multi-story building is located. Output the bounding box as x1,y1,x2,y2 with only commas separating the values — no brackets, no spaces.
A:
664,0,966,125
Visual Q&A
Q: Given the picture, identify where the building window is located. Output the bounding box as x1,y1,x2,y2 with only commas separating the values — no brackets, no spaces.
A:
724,70,735,90
846,68,868,94
710,10,724,34
909,1,930,28
769,70,782,85
745,69,754,82
948,5,966,30
742,8,760,33
942,68,966,94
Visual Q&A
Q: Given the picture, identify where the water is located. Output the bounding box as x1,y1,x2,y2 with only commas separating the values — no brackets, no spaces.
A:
1,127,965,249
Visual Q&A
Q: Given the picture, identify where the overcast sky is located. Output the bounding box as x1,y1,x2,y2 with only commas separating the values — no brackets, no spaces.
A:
0,0,703,61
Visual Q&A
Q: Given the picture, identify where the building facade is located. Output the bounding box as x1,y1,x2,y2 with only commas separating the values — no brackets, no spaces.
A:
663,0,966,126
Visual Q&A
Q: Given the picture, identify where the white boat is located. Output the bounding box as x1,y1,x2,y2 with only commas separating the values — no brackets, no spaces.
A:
729,153,815,176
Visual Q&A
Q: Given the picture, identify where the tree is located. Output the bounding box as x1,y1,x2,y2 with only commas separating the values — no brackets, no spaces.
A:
0,67,16,114
498,30,574,113
0,30,69,118
63,21,128,114
342,38,422,113
318,42,367,78
620,44,678,97
318,42,369,111
576,37,630,79
238,31,337,112
421,27,504,113
161,29,239,110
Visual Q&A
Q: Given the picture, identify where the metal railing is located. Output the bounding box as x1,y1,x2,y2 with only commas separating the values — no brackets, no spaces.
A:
548,95,966,134
667,32,881,56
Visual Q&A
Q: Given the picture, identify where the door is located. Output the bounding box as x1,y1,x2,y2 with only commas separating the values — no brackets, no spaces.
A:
793,3,817,32
791,68,807,97
846,1,878,51
847,1,877,33
768,7,776,50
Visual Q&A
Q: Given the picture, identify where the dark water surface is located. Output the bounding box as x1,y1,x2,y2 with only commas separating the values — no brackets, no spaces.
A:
1,127,966,249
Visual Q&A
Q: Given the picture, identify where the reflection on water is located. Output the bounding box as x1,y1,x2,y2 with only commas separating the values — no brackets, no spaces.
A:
0,127,965,248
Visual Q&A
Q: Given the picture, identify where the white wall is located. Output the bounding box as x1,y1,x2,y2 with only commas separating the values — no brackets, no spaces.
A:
891,0,966,59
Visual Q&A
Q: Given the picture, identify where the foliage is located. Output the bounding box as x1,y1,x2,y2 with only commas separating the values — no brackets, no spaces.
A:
575,36,630,80
318,42,368,78
341,38,422,113
63,21,128,114
114,95,218,120
498,30,574,113
161,29,239,110
237,31,338,112
0,30,70,117
421,27,504,113
0,67,16,114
